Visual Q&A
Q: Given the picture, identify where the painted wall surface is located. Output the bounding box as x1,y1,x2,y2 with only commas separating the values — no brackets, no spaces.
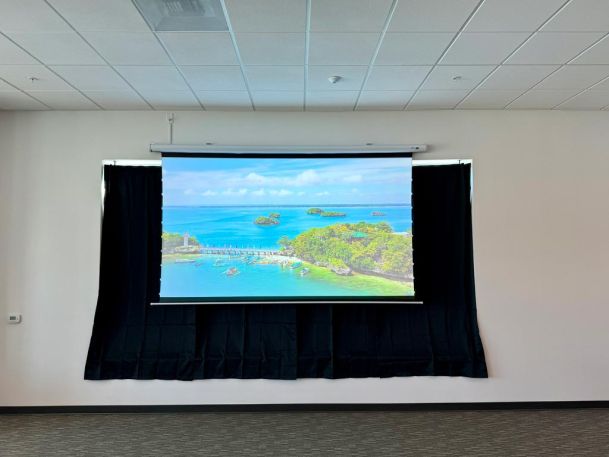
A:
1,110,608,406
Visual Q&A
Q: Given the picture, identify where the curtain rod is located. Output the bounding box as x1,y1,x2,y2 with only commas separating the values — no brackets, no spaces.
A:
149,144,428,154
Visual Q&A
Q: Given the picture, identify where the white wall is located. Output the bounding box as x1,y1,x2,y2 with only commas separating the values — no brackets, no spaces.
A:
1,110,608,406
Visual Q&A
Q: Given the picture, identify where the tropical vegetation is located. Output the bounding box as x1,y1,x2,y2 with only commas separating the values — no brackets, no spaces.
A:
306,207,324,214
254,215,280,226
279,222,413,279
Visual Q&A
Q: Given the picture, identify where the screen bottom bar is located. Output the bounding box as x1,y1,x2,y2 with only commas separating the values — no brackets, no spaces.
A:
152,300,423,305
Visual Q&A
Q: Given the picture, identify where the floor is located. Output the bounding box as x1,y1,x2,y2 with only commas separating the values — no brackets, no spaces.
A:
1,409,608,456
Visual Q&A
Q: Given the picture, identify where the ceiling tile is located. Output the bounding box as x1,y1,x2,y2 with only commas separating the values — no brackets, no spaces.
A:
375,33,454,65
365,66,430,90
535,65,609,89
457,89,525,109
307,66,367,91
311,0,393,32
421,65,496,90
306,91,359,111
440,32,529,65
0,65,73,91
245,66,303,91
180,66,246,90
0,35,38,64
27,90,99,109
0,91,48,110
389,0,479,32
196,91,253,110
7,32,104,65
407,90,470,109
309,33,379,65
507,89,581,108
225,0,305,32
236,33,304,65
50,65,131,91
84,90,150,110
571,35,609,64
557,90,609,109
356,91,414,110
0,0,70,32
542,0,609,32
589,77,609,91
478,65,560,90
252,91,303,111
506,32,604,64
158,32,238,65
82,32,171,65
115,66,189,92
0,79,17,91
465,0,566,32
140,90,201,110
47,0,149,31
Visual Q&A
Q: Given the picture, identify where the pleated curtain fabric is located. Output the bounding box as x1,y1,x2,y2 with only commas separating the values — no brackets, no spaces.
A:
85,164,487,380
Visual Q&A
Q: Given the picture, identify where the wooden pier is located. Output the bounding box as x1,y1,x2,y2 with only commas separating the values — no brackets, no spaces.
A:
199,247,285,256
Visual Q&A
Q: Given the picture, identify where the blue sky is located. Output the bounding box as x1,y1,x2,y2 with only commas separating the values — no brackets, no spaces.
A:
162,156,412,206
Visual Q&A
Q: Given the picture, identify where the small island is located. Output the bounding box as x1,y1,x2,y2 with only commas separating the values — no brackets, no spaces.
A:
321,211,346,217
306,207,324,215
254,215,280,226
371,211,386,216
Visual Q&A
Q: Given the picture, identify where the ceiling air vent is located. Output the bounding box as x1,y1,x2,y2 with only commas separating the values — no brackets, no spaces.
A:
133,0,228,31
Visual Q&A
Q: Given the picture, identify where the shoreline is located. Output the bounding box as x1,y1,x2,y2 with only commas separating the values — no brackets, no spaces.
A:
162,252,413,295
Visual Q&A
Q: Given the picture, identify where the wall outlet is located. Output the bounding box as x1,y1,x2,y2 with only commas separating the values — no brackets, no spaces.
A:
8,313,21,324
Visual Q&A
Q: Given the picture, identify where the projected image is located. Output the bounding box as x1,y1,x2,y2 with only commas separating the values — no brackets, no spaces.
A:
160,156,414,300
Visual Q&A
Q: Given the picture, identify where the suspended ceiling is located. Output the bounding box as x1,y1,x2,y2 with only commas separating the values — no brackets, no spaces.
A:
2,0,609,111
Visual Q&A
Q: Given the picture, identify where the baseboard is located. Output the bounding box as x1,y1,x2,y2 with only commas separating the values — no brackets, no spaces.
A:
1,401,608,414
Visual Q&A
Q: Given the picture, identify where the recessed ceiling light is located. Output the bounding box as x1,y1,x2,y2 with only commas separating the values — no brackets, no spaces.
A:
328,76,342,84
133,0,228,31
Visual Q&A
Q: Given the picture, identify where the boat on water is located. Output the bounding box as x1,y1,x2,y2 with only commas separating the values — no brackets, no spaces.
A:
224,267,240,276
290,261,303,269
213,258,227,267
175,258,196,263
300,267,310,276
246,256,259,265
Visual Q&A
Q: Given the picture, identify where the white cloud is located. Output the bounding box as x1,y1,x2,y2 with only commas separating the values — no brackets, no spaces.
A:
243,169,320,187
245,172,266,184
184,189,195,195
251,188,266,196
222,188,249,196
269,189,293,196
343,174,363,183
293,169,320,186
297,191,305,196
315,191,330,196
201,190,217,196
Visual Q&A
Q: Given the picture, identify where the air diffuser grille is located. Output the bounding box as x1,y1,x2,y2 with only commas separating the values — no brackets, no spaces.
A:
133,0,228,31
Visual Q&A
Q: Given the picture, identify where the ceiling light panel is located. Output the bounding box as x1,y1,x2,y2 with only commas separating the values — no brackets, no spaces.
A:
133,0,228,31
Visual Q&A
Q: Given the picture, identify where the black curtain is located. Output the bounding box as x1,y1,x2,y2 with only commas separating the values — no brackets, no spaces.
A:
85,164,486,380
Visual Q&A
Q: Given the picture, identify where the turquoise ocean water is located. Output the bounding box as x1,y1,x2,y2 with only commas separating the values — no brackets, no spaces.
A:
161,205,412,298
